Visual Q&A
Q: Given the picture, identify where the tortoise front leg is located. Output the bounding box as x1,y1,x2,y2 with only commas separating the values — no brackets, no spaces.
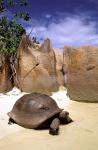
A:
59,111,73,124
8,118,15,125
49,118,60,135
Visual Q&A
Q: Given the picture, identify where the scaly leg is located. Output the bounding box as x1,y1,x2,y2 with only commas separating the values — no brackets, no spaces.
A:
8,118,15,125
49,118,60,135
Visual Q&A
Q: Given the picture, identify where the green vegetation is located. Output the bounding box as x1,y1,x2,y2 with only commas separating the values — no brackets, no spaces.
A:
0,16,26,54
0,0,30,54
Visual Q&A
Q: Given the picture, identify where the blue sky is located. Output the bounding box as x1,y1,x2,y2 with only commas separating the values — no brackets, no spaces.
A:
2,0,98,48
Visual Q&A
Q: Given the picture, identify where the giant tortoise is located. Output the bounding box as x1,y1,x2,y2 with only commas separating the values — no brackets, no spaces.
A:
8,93,73,135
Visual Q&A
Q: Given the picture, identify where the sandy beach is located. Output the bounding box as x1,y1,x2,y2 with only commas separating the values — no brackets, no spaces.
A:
0,87,98,150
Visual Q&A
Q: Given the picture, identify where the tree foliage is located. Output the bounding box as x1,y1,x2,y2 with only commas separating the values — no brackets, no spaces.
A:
0,16,26,54
0,0,31,54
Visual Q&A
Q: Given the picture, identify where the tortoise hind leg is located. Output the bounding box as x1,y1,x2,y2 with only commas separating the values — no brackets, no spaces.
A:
49,118,60,135
8,118,16,125
59,111,73,124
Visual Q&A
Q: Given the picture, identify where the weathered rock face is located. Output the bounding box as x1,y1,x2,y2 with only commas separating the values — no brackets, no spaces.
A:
63,46,73,86
54,48,65,86
0,54,13,93
16,35,59,94
65,46,98,102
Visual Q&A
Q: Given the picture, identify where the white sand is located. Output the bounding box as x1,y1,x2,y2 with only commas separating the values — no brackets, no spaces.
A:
1,87,98,150
0,88,27,139
0,86,71,139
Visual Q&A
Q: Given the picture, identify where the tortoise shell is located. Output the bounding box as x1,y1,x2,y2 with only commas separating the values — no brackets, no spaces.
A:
8,93,62,129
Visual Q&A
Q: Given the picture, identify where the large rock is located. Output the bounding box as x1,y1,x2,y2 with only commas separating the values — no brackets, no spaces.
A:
65,46,98,102
16,35,59,94
0,54,13,93
63,46,73,86
54,48,65,86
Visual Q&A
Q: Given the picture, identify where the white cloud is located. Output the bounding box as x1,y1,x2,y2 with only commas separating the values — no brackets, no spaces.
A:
45,14,52,19
26,15,98,48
